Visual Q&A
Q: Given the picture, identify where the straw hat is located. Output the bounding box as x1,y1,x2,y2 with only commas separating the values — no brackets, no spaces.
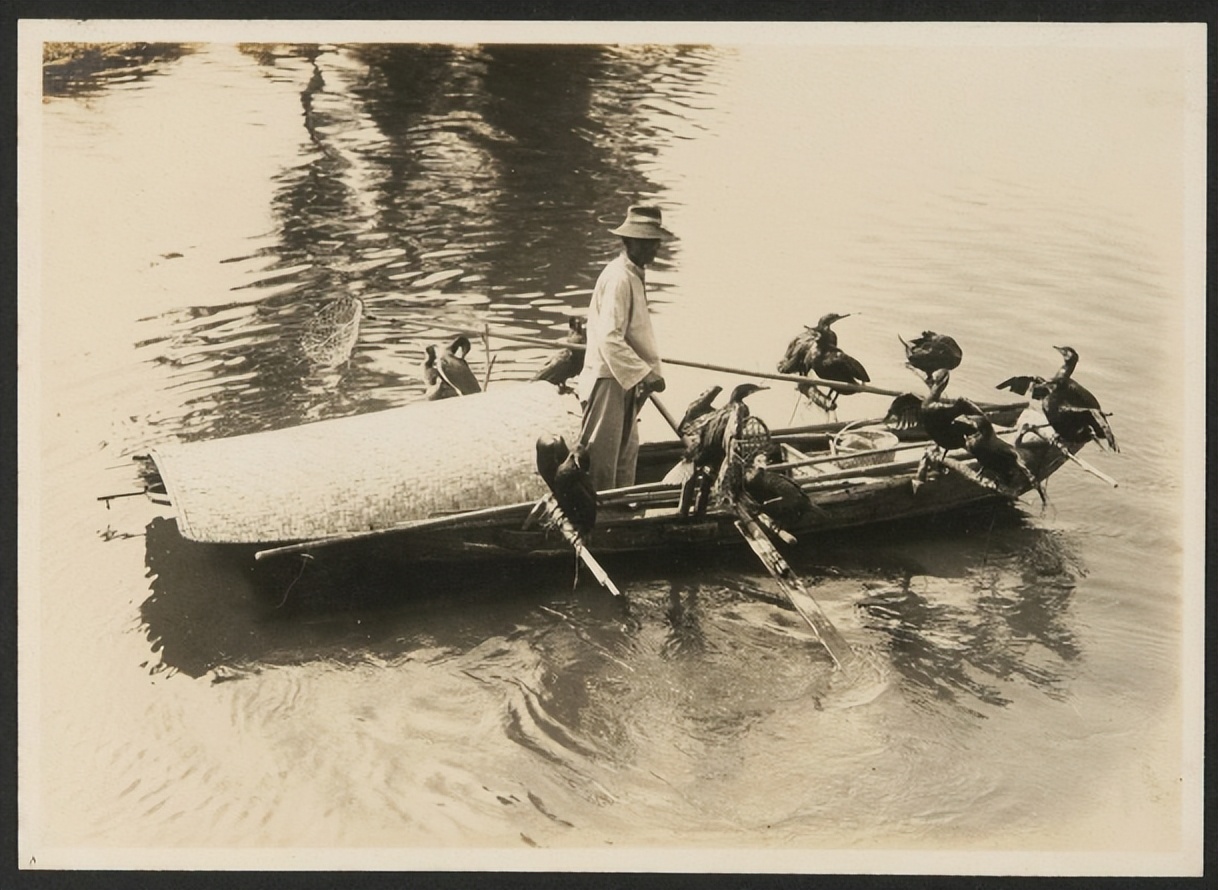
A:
609,204,675,241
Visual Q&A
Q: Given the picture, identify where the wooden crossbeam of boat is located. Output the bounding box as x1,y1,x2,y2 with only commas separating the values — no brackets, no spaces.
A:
253,476,686,561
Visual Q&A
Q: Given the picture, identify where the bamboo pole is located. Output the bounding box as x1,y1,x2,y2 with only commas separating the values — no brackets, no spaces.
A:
400,317,907,398
1022,428,1118,488
647,393,683,434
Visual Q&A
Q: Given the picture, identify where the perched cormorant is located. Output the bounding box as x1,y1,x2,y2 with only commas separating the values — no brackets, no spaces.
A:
679,382,767,514
997,346,1117,451
744,454,815,528
899,330,962,385
677,385,723,436
958,413,1045,503
804,326,869,411
531,317,586,389
685,382,768,472
552,443,597,534
918,370,986,452
888,369,986,492
777,312,851,387
1043,346,1118,451
422,344,456,401
437,335,482,396
535,433,570,490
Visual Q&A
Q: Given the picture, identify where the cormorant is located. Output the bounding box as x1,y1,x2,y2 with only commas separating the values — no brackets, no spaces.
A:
531,317,586,389
677,385,723,436
552,443,597,534
437,335,482,396
422,345,456,401
997,345,1117,451
804,325,870,411
680,382,768,514
535,433,570,490
744,454,815,528
777,312,851,388
958,413,1045,503
684,382,769,473
918,370,987,453
899,330,962,385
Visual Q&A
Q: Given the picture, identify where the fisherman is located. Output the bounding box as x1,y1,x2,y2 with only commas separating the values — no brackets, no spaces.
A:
576,204,674,491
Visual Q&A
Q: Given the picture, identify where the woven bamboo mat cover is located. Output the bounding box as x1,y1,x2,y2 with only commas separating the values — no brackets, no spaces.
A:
150,383,582,543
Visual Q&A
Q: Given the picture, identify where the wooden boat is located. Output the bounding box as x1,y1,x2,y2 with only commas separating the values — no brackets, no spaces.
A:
134,383,1079,566
130,377,1106,668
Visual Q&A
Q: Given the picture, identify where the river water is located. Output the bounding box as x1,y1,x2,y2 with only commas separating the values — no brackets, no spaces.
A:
22,31,1203,873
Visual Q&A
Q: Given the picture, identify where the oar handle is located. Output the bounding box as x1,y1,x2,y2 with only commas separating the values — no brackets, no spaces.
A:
400,317,907,398
647,393,682,435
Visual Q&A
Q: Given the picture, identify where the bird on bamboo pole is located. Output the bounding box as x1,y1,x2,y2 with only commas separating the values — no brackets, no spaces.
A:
777,312,852,396
552,443,597,535
899,330,962,387
997,345,1117,452
957,412,1046,505
531,317,586,391
888,369,986,492
436,335,483,396
801,325,870,413
679,382,768,516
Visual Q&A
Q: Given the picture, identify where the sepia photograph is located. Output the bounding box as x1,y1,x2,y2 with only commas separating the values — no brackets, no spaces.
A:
16,18,1205,876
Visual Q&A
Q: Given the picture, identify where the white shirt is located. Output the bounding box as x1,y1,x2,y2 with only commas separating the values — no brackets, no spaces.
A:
576,252,663,399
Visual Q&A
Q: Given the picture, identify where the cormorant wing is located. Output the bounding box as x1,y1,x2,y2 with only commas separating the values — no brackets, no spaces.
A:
884,393,923,431
996,375,1043,396
437,354,483,395
1055,405,1119,451
841,352,870,383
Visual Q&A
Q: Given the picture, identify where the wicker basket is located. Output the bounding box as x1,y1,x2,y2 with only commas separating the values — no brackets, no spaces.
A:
830,427,900,468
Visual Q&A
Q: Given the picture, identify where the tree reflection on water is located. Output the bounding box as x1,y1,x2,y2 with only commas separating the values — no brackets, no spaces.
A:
43,42,193,97
118,42,725,441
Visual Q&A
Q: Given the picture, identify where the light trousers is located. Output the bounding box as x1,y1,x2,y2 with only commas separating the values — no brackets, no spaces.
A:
579,377,641,492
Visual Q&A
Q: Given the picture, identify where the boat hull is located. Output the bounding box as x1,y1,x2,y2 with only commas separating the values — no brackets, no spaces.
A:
140,394,1085,565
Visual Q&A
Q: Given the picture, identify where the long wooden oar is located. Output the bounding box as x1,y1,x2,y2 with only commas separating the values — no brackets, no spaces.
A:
731,503,855,670
532,494,623,597
400,317,907,398
650,394,855,670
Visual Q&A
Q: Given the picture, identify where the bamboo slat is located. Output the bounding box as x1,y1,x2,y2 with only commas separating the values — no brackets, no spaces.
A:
150,382,582,543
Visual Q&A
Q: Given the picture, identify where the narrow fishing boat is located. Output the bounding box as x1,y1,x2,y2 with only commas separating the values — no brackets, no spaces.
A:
124,362,1106,669
113,306,1120,668
131,381,1073,565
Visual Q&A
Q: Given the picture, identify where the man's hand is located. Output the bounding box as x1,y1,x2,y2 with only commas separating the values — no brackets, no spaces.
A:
639,372,666,396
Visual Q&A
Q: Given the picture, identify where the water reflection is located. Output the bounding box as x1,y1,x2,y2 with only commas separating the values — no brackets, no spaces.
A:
140,515,605,679
122,43,723,440
663,580,707,657
43,42,193,97
855,524,1084,716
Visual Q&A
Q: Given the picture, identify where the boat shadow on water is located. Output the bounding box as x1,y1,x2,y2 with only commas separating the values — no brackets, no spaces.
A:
139,498,1086,720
